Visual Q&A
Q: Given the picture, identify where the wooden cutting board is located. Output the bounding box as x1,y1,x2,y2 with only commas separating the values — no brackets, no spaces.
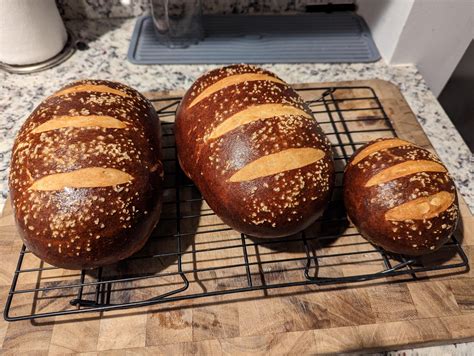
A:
0,79,473,354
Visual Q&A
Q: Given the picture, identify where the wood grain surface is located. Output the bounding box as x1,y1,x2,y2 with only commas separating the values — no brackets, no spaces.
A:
0,80,472,355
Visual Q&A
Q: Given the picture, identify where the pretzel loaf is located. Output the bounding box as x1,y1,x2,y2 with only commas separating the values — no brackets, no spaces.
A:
175,65,335,237
9,80,163,269
343,138,459,255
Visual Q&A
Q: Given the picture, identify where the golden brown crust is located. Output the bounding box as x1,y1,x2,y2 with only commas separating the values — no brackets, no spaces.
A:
175,64,334,237
9,79,163,269
343,137,459,256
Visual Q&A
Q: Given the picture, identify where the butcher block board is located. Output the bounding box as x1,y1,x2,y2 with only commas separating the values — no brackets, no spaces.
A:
0,79,473,355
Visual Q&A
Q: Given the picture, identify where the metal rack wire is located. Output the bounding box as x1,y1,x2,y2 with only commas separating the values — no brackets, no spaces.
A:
3,86,469,321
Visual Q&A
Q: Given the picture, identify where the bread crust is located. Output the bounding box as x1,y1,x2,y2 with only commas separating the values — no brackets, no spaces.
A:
175,65,334,237
9,80,163,269
343,138,459,256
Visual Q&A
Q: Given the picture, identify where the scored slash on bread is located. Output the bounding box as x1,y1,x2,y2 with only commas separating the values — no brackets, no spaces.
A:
206,103,312,141
385,191,455,221
228,148,326,183
343,137,459,256
29,167,134,191
364,160,447,187
175,64,335,238
9,80,163,269
51,84,130,98
188,73,284,108
31,115,128,133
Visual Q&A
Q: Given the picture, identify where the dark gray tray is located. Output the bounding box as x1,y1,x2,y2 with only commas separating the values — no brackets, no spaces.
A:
128,13,380,64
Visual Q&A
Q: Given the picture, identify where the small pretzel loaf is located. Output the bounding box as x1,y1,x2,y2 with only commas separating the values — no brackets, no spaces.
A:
343,137,459,256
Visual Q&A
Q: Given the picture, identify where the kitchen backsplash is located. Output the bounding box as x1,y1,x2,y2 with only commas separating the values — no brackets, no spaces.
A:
56,0,310,20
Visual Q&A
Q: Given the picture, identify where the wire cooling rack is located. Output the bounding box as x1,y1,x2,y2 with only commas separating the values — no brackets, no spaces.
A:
4,86,469,321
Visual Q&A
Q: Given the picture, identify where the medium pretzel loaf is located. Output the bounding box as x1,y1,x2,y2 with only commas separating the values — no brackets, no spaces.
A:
9,80,163,269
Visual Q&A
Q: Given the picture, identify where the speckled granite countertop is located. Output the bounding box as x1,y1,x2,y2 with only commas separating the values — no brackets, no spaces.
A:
0,18,472,214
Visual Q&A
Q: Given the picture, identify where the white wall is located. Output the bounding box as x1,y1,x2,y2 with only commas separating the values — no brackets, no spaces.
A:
357,0,414,62
391,0,473,96
358,0,474,97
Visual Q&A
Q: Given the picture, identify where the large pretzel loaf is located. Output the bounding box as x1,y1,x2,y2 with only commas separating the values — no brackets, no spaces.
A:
175,65,335,237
